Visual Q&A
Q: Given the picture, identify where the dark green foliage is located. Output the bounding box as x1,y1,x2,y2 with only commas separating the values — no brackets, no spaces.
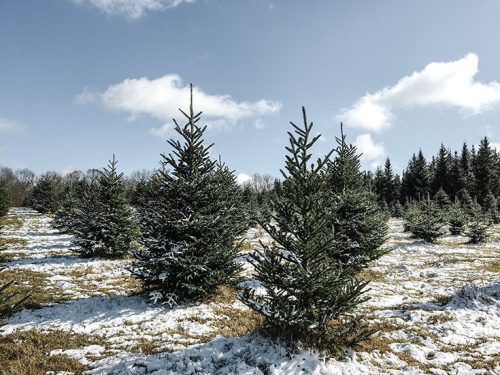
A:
434,187,451,209
447,199,468,235
240,110,384,353
431,144,452,196
473,137,497,205
400,150,431,201
0,183,10,217
0,278,29,325
327,127,388,272
53,172,85,232
73,157,138,258
465,201,490,244
483,191,500,224
405,196,445,243
27,172,62,214
133,87,248,305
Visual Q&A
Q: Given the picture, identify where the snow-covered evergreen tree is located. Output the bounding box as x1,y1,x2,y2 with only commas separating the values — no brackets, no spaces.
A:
53,172,84,232
73,157,138,258
326,126,388,272
240,110,377,352
434,187,451,209
27,172,62,214
447,198,467,235
465,200,490,244
483,191,500,224
132,86,248,305
405,196,445,243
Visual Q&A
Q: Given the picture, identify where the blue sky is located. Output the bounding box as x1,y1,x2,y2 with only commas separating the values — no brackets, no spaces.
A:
2,0,500,179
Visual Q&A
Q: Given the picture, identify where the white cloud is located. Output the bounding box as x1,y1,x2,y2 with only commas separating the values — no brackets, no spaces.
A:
0,116,27,133
79,74,282,137
338,53,500,132
236,173,252,186
71,0,193,19
354,133,385,169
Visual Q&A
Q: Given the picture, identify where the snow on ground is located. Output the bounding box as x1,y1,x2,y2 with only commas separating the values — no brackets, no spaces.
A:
1,208,499,374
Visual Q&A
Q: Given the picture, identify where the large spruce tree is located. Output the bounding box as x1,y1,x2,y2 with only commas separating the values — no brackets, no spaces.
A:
240,110,383,352
132,86,248,305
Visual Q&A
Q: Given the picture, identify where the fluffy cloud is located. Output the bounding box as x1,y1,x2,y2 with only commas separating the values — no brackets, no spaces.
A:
354,133,385,168
71,0,193,19
338,53,500,132
236,173,252,185
79,74,282,137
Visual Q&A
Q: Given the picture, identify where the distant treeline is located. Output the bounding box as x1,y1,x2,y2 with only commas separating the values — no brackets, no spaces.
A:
0,136,499,217
366,137,500,214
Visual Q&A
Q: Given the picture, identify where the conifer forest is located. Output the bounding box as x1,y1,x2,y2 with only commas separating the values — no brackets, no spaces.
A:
1,2,500,375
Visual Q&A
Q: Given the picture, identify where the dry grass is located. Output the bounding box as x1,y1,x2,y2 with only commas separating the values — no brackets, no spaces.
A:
0,216,22,231
359,269,386,282
0,330,108,375
0,269,68,309
482,258,500,273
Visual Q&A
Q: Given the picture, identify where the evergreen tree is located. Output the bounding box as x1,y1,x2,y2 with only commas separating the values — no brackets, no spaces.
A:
459,143,475,196
0,183,10,217
327,127,388,271
133,86,248,305
73,157,138,258
465,200,490,244
53,172,84,232
448,151,462,198
447,198,467,235
483,191,500,224
405,196,445,243
27,172,62,214
434,187,451,209
240,110,372,352
400,150,431,201
431,144,452,195
473,137,496,204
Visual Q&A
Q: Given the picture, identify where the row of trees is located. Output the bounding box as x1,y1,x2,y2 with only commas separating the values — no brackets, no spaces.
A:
368,138,500,215
33,88,386,352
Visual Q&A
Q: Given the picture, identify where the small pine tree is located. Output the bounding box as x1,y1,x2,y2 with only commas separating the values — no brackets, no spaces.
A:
73,157,138,258
405,196,445,243
27,172,62,214
483,191,500,224
434,187,451,209
133,86,248,305
447,198,467,235
239,109,373,352
0,183,10,217
465,201,490,244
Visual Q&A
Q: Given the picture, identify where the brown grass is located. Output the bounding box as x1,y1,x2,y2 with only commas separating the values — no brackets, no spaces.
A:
0,216,22,231
0,330,108,375
0,269,68,309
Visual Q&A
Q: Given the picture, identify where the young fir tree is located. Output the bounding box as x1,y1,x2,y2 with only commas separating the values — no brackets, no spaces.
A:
405,195,445,243
240,110,378,352
73,157,138,258
473,137,496,205
28,172,62,214
434,187,451,209
326,126,388,272
447,198,468,235
465,200,490,244
0,183,10,217
132,86,248,305
53,173,84,232
483,191,500,224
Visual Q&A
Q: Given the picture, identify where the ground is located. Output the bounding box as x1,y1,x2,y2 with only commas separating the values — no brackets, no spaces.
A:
0,208,499,374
